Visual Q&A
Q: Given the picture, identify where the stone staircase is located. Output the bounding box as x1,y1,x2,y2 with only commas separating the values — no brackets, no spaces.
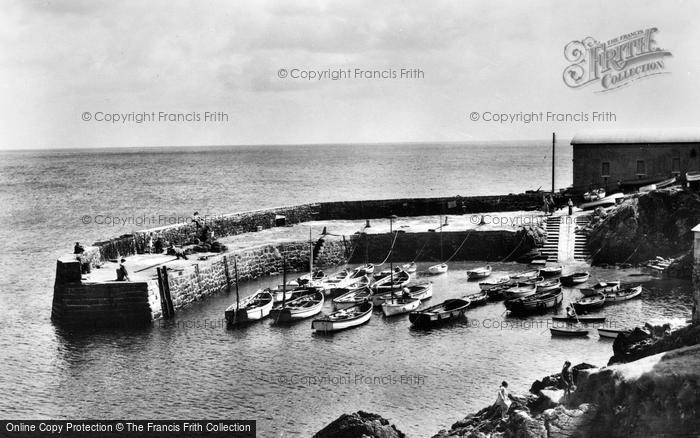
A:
540,216,560,262
574,215,592,261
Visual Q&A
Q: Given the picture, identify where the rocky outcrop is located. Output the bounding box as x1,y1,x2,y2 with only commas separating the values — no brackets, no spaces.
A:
313,411,405,438
587,188,700,269
610,323,700,364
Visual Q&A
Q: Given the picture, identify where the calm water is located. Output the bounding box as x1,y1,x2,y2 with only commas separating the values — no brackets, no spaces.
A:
0,143,693,437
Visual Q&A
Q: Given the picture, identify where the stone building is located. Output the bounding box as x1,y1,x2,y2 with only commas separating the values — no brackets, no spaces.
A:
571,129,700,194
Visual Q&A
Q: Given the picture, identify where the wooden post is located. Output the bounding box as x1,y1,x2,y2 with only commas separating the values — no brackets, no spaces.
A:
156,267,169,318
223,255,231,289
552,132,556,194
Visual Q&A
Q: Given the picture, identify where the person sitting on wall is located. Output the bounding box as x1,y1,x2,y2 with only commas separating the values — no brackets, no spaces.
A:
74,242,85,254
154,237,164,254
116,258,130,281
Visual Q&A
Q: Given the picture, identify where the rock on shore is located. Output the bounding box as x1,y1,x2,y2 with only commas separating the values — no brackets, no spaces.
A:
312,411,405,438
587,188,700,269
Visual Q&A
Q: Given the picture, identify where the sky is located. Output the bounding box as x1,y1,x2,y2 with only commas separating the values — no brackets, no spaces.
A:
1,0,698,150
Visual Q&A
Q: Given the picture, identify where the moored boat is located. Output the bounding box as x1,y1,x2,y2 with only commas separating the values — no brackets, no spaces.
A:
560,272,590,286
270,291,325,322
580,192,624,210
372,269,410,293
503,284,537,300
464,290,488,307
604,285,643,303
409,298,470,328
225,289,274,325
539,265,563,277
428,263,448,275
580,280,620,297
479,277,512,291
598,327,631,339
510,270,540,282
372,282,433,305
332,286,373,310
467,265,492,280
298,270,326,286
381,296,421,317
312,301,373,332
319,269,355,294
536,278,561,292
550,327,589,337
505,288,563,315
572,293,605,313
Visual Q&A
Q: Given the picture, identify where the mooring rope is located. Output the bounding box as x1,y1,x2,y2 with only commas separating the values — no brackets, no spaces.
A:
375,230,399,265
497,231,529,263
444,228,475,263
411,240,429,263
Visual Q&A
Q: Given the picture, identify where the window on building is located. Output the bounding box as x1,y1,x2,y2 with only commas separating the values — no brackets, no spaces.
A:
672,157,681,174
601,162,610,177
636,160,646,176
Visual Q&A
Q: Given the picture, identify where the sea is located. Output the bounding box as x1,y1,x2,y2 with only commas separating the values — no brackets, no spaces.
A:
0,142,693,437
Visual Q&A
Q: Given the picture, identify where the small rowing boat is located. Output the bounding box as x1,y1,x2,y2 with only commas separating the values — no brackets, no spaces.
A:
580,193,624,210
467,265,492,280
550,327,589,337
225,289,274,325
312,301,373,332
503,284,537,300
510,270,540,282
539,265,563,277
270,291,325,322
552,315,606,323
581,280,620,297
572,293,605,313
372,269,411,293
381,296,421,317
464,290,488,307
505,289,563,315
598,327,631,339
560,272,590,286
373,282,433,306
319,269,356,294
428,263,448,275
409,298,470,328
332,286,373,310
536,278,561,292
298,270,326,286
604,285,642,303
373,266,402,280
479,277,512,291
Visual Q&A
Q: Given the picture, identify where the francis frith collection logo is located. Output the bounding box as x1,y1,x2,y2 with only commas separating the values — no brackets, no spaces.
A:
563,27,672,92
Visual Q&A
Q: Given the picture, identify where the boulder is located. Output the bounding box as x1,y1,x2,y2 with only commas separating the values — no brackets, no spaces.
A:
543,403,597,438
313,411,405,438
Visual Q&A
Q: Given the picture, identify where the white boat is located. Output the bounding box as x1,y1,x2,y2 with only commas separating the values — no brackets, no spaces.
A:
372,282,433,306
583,188,605,201
510,270,540,282
332,286,373,310
312,301,373,332
225,290,274,325
479,277,511,291
604,285,643,303
359,263,375,274
373,266,401,280
270,291,325,322
381,296,421,316
536,278,561,292
371,269,411,293
402,262,417,273
428,263,448,275
598,327,631,339
319,269,355,294
503,284,537,300
539,265,563,277
581,280,620,297
271,282,301,303
467,265,491,280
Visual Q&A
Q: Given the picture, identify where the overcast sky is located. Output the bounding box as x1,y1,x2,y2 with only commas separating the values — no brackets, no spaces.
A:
1,0,698,150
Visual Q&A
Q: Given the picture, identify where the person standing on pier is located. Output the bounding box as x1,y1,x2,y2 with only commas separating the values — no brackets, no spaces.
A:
561,361,573,396
567,198,574,216
494,381,511,419
117,258,130,281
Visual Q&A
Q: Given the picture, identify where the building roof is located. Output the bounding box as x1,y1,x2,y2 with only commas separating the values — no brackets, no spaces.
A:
571,129,700,145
